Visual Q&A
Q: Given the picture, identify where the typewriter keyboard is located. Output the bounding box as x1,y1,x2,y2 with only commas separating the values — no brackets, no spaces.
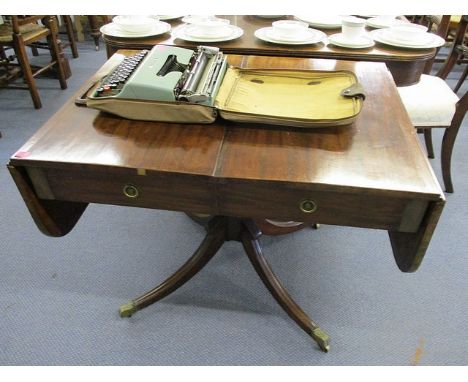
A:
94,50,149,97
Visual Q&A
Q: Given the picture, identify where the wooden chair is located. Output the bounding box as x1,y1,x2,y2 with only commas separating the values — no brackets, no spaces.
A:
397,15,468,193
61,16,78,58
0,16,68,109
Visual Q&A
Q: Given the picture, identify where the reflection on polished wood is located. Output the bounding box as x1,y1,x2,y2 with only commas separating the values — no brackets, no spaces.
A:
8,52,445,349
103,16,437,86
9,52,445,268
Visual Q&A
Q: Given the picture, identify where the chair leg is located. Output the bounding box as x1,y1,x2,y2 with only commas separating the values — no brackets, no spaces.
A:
88,16,101,50
13,35,41,109
423,129,435,158
441,125,461,193
30,46,39,56
43,16,68,89
454,64,467,93
63,15,79,58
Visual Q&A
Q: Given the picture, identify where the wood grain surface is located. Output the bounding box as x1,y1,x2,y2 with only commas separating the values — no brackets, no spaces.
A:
8,52,445,271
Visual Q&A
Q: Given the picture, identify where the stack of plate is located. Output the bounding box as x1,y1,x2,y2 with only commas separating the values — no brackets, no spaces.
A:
255,26,327,45
100,16,171,38
174,18,243,42
370,28,445,49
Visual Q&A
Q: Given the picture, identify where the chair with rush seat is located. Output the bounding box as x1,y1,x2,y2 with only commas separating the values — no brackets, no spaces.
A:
397,15,468,193
0,16,68,109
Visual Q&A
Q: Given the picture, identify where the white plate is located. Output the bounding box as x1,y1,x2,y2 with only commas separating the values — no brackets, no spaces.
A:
174,24,243,42
184,24,233,39
370,29,445,49
366,17,406,29
379,29,434,46
255,27,326,45
293,15,345,29
265,27,317,42
328,33,375,48
100,21,171,38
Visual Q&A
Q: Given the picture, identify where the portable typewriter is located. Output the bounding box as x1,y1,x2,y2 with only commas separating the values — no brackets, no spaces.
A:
85,45,365,128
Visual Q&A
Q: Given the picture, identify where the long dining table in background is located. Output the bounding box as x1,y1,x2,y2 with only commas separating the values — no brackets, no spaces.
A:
102,15,438,86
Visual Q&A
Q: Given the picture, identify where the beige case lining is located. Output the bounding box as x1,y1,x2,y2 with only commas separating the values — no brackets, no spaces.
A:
215,67,363,127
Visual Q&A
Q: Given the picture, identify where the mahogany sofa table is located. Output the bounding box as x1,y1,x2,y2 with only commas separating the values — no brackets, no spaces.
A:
103,15,437,86
8,52,445,352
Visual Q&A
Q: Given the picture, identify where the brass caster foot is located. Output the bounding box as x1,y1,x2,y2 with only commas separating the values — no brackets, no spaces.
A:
311,327,330,352
312,223,320,230
119,301,137,318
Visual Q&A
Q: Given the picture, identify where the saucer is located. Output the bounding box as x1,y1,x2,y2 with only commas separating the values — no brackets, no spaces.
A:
174,24,243,42
328,33,375,48
100,21,171,38
293,15,344,29
184,24,232,39
370,29,445,49
255,27,326,45
366,17,406,29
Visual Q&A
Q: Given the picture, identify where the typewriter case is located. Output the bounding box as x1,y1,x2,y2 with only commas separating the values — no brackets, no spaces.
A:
85,45,365,128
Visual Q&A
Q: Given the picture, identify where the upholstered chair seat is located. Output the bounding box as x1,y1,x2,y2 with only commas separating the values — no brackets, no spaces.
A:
397,74,460,127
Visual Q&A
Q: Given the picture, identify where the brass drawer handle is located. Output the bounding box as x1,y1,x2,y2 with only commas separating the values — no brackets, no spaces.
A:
299,199,317,213
123,184,139,199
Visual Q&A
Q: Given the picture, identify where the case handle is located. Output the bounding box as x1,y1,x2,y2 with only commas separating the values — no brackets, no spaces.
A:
74,80,99,107
341,83,366,100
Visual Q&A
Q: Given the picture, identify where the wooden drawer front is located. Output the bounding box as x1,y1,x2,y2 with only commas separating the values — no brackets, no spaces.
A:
27,167,217,216
217,181,428,232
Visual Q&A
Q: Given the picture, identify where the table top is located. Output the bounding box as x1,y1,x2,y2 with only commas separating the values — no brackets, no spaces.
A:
11,51,442,198
103,15,436,63
8,51,445,272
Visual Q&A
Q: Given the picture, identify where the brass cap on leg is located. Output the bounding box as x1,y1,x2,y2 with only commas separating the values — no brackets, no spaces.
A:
311,327,330,352
119,301,137,318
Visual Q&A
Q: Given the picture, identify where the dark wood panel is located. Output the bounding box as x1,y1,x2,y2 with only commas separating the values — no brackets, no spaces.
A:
8,165,87,237
216,180,428,231
29,166,218,216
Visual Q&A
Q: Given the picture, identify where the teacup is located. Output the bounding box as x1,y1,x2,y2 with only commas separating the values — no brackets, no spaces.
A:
387,24,428,41
271,20,309,40
341,16,366,41
189,18,230,37
112,15,156,34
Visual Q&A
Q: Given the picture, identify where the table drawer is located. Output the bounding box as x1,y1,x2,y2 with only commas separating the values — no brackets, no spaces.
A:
217,181,428,232
26,166,217,216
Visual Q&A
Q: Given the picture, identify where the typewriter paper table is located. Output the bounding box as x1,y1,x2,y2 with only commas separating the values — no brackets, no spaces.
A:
8,53,445,352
